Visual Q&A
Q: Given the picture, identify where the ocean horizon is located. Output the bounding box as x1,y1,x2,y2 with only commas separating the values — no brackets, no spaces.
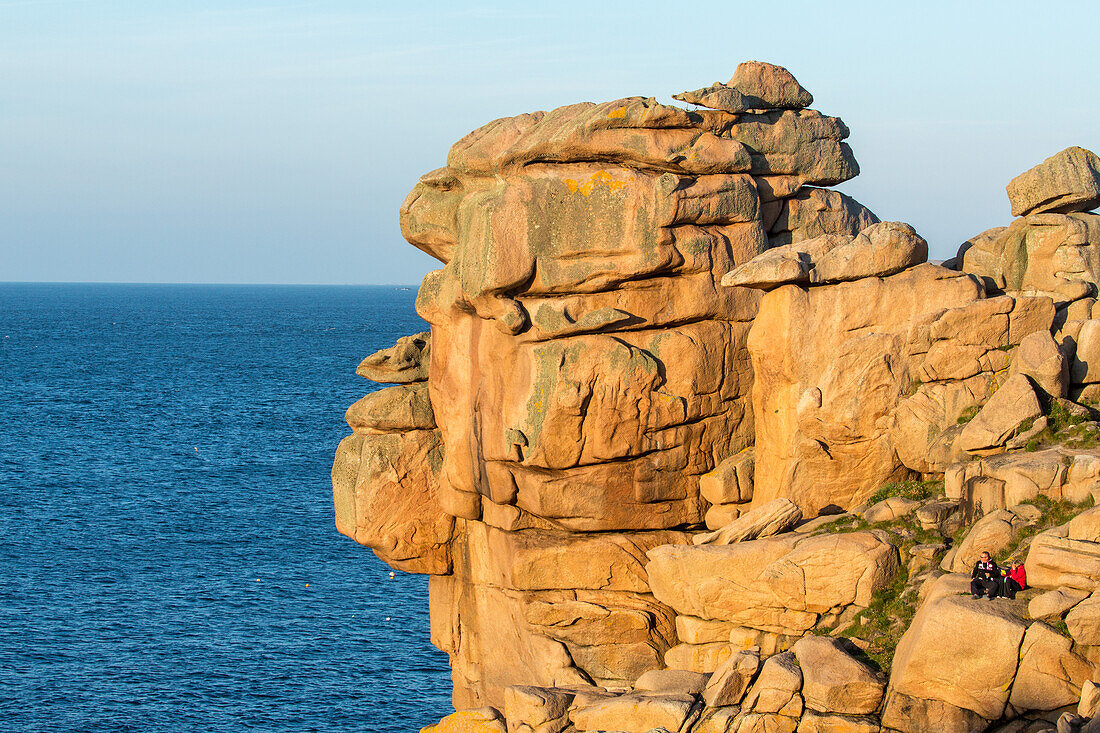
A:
0,283,451,732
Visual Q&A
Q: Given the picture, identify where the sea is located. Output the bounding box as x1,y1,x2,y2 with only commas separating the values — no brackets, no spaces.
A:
0,283,452,733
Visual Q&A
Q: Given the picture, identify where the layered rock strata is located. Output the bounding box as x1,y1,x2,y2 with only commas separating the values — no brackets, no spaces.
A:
332,62,1100,733
335,61,883,708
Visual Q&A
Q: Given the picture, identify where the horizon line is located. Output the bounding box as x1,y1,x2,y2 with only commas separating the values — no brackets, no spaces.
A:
0,280,422,287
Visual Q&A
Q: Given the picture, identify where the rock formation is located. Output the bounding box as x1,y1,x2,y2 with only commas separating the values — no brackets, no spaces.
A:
333,61,1100,733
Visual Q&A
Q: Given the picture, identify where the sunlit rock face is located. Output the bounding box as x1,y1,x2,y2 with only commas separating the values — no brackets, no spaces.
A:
334,62,880,708
333,65,1100,733
403,91,867,532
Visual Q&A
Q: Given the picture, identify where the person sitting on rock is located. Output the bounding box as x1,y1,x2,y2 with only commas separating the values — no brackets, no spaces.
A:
1000,558,1027,599
971,551,1000,599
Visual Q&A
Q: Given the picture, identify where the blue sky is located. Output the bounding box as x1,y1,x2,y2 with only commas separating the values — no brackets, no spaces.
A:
2,1,1098,284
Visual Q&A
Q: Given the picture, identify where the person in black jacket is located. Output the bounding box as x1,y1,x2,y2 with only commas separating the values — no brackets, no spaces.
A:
971,551,1000,599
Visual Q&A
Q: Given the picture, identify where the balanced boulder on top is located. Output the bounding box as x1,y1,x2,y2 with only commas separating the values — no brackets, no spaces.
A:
1008,145,1100,217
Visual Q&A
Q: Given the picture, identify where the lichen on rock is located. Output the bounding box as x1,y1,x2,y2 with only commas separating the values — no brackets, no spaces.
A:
332,63,1100,733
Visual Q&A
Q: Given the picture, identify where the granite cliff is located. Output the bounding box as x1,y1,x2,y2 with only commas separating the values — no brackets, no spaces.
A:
332,62,1100,733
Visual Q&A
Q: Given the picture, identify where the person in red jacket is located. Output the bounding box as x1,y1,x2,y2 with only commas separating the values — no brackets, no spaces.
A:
1001,559,1027,600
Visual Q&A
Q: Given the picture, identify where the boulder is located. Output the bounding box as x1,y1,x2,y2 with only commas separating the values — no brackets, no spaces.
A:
1012,329,1069,398
699,449,755,505
886,594,1028,722
862,496,921,523
569,692,696,733
345,382,436,432
767,187,879,247
1026,532,1100,591
730,61,814,109
422,708,507,733
956,373,1043,454
722,235,844,290
915,341,992,382
1070,320,1100,385
705,503,745,531
811,221,927,283
633,669,709,695
928,295,1014,345
647,532,900,634
1029,587,1091,622
674,81,761,113
948,508,1026,573
957,213,1100,304
357,331,431,383
664,642,732,673
675,61,816,113
1009,621,1095,711
716,110,858,186
949,449,1074,512
796,712,881,733
1007,146,1100,217
880,691,988,733
694,707,742,733
915,500,958,531
722,222,925,290
1080,680,1100,718
791,636,884,715
675,616,738,645
331,429,453,574
703,647,761,707
892,376,995,474
504,686,574,733
693,498,803,545
1066,592,1100,645
742,651,803,714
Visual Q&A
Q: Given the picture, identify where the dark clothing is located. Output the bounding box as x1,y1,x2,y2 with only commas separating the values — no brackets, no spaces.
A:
1000,576,1024,599
972,559,1001,599
971,577,999,598
972,559,1000,580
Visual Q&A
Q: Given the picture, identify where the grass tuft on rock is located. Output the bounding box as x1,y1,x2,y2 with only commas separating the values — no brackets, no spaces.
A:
837,564,918,673
868,479,945,506
956,405,981,424
999,494,1096,561
1017,398,1100,450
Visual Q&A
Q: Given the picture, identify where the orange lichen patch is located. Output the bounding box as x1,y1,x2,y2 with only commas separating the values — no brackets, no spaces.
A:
566,170,631,197
607,107,626,119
